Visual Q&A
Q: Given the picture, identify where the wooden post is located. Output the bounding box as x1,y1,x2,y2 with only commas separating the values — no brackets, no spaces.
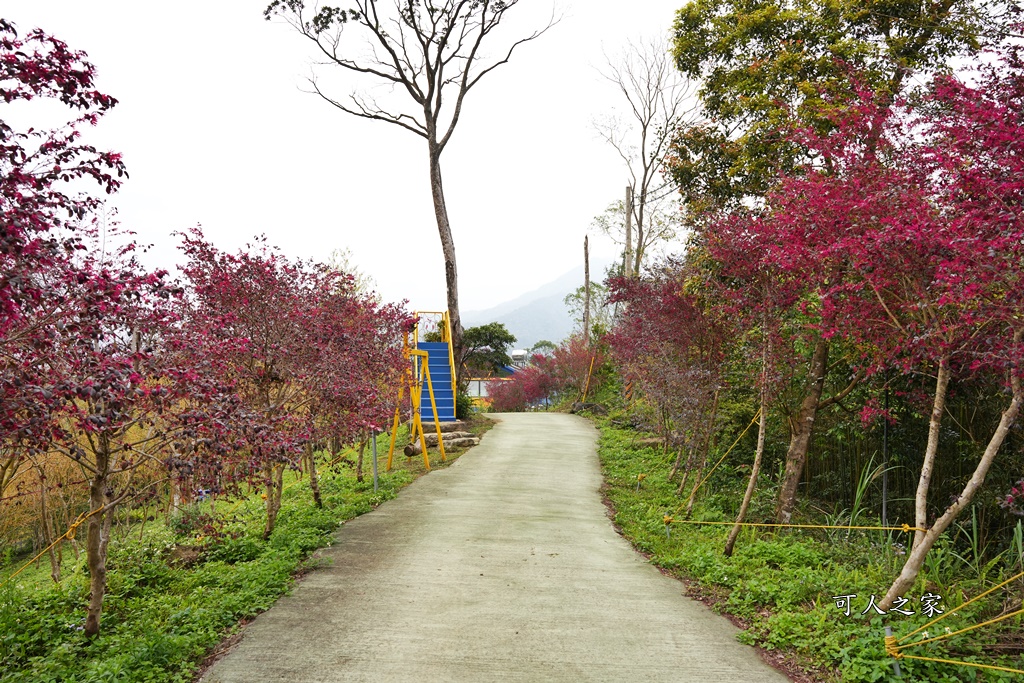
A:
583,235,591,344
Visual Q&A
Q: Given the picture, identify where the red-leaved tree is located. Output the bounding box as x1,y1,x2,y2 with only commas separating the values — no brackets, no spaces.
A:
713,54,1024,606
177,228,410,534
1,19,126,500
608,266,730,509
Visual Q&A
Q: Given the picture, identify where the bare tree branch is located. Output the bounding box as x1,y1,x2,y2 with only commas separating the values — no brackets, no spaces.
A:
267,0,555,381
594,35,703,273
309,77,428,137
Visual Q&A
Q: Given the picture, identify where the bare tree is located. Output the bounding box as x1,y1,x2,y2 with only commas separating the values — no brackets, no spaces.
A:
595,36,700,275
265,1,556,375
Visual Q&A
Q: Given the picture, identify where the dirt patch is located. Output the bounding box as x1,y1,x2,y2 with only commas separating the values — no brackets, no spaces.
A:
167,545,203,568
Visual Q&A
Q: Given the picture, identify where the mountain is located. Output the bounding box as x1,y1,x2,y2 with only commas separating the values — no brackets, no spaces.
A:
463,260,613,351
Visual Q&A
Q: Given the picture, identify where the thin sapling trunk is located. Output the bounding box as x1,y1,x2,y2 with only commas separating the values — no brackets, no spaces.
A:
880,344,1022,610
726,397,768,557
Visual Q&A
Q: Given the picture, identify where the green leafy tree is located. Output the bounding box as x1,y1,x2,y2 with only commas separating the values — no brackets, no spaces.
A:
565,282,614,339
669,0,999,210
669,0,1007,523
459,323,516,381
530,340,556,356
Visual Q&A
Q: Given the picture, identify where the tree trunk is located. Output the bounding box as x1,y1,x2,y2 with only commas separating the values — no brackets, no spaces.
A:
356,435,367,483
669,439,690,481
305,445,322,509
912,357,951,551
776,338,829,524
37,467,61,583
262,464,284,541
676,442,698,495
84,445,110,638
683,442,707,514
661,408,671,454
726,397,768,557
634,188,646,275
880,370,1021,610
427,147,463,385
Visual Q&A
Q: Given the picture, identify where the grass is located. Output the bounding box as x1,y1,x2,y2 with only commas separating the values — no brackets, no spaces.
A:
0,416,493,683
596,420,1024,683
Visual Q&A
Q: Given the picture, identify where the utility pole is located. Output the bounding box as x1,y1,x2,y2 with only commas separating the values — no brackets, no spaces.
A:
584,235,591,345
623,185,633,277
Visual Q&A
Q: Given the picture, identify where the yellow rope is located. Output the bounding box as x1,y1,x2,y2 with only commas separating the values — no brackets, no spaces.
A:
667,518,925,533
664,517,1022,676
580,354,597,403
896,607,1024,650
1,476,173,589
877,571,1024,676
898,569,1024,642
895,654,1024,676
0,506,102,589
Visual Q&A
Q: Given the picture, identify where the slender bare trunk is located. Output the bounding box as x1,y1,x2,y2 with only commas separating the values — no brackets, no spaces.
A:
669,442,686,481
84,443,110,638
167,476,181,520
662,408,671,454
776,338,829,524
634,189,646,275
305,445,322,509
913,357,951,551
262,464,284,541
880,354,1021,610
683,451,706,515
356,435,367,483
37,467,61,583
726,396,768,557
427,146,462,384
677,442,698,496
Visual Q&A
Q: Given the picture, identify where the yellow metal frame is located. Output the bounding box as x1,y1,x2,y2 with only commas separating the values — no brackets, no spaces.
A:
413,310,457,393
442,311,457,389
386,334,447,471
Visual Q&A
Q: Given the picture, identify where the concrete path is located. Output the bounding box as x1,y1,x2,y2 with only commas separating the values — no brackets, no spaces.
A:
201,413,791,682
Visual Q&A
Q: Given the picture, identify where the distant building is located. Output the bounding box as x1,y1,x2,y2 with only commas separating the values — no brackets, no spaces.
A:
510,349,529,368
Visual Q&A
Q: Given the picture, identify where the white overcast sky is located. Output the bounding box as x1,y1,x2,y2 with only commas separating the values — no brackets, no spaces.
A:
4,1,688,312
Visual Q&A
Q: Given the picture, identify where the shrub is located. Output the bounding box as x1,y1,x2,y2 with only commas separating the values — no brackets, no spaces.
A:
456,391,474,420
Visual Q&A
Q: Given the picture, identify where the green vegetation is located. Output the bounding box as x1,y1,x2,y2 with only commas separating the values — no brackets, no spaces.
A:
0,422,490,683
597,420,1024,682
